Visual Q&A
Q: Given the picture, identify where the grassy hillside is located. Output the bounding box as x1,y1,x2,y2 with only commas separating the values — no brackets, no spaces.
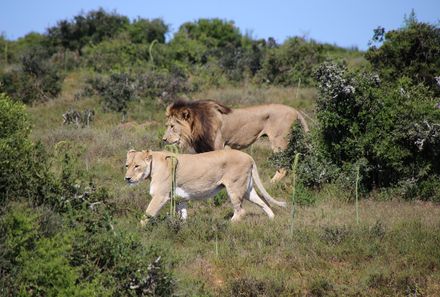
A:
2,10,439,297
23,72,440,296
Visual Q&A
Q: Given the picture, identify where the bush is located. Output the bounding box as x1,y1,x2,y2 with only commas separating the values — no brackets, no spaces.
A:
0,203,175,297
315,61,440,193
175,18,242,49
46,8,129,55
256,37,325,86
1,47,64,103
366,18,440,96
85,70,190,118
0,94,55,205
82,39,150,72
127,18,168,44
269,123,339,189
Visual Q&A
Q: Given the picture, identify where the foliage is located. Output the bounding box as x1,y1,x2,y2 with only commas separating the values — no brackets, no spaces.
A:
127,18,168,44
256,37,325,86
0,203,175,297
46,8,129,55
1,46,64,103
366,18,440,96
82,39,151,72
176,18,242,49
85,69,190,116
315,61,440,195
0,94,53,205
269,123,339,189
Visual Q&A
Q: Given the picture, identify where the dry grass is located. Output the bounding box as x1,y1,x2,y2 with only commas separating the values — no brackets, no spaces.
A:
192,84,317,111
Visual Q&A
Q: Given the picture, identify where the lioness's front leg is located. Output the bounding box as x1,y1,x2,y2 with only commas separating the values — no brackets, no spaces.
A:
140,194,170,226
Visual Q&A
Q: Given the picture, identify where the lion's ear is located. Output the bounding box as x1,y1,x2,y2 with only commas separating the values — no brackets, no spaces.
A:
165,104,172,117
127,149,136,157
181,108,191,121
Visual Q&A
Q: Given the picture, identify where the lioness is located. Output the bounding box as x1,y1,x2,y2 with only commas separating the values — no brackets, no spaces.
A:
162,100,309,182
124,149,286,226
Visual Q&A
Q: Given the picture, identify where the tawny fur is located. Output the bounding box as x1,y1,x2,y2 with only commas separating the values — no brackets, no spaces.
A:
124,149,286,226
162,100,309,181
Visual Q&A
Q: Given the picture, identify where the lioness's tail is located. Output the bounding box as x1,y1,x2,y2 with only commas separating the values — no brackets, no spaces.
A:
297,111,309,133
251,161,287,208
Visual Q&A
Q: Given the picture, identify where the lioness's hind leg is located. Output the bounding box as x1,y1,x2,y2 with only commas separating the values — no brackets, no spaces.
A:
247,188,275,219
227,191,246,222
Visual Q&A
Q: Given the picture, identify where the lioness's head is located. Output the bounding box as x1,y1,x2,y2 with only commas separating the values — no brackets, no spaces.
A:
124,149,152,184
162,106,192,149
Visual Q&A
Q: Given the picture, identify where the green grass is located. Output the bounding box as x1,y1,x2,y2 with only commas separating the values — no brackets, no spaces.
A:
25,72,440,296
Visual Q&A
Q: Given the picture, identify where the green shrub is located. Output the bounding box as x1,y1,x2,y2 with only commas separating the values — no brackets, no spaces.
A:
0,204,102,296
315,61,440,193
1,47,64,103
269,123,339,189
0,203,175,297
256,37,325,86
82,39,150,72
0,94,55,205
85,70,190,117
127,18,168,44
366,17,440,96
175,18,242,49
46,8,129,55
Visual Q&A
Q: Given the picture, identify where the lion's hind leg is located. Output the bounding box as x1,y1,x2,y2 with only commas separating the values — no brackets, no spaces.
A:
247,188,275,219
270,168,287,183
267,131,289,183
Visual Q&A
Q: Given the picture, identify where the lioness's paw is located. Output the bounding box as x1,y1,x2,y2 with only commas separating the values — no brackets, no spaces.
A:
140,219,149,227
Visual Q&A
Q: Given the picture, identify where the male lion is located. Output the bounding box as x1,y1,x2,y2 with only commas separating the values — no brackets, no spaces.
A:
124,149,286,226
162,100,309,182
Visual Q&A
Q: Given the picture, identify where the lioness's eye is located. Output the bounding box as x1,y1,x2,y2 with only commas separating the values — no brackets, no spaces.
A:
125,165,128,168
134,165,139,168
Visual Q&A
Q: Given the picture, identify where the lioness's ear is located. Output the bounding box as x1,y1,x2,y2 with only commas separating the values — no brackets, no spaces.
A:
142,150,151,160
181,108,191,120
127,149,136,157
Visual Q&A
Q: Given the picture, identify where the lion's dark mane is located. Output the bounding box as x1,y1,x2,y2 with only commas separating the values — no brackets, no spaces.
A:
167,100,232,153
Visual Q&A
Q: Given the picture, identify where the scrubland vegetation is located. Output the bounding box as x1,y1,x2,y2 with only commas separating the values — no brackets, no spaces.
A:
1,9,440,296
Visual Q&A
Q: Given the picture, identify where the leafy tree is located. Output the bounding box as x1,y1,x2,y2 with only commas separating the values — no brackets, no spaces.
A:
47,8,129,54
366,17,440,95
169,18,242,67
128,18,168,44
176,18,242,48
257,37,325,86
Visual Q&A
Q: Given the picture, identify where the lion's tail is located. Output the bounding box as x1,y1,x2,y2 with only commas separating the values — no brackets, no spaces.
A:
251,161,287,208
297,111,310,133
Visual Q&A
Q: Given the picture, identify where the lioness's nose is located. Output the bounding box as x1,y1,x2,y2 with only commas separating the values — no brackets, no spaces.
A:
125,177,131,182
162,137,167,142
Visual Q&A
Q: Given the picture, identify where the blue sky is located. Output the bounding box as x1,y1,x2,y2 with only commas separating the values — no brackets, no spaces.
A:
1,0,439,49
